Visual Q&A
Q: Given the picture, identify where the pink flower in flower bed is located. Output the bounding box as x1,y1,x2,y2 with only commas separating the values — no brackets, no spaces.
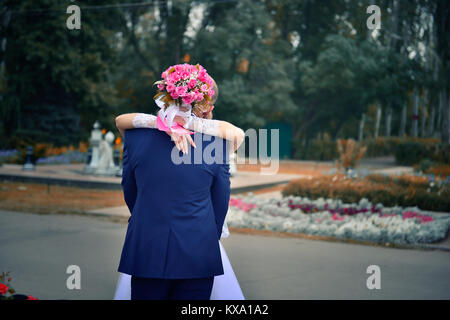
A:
332,213,345,221
0,283,8,295
402,211,433,223
381,213,396,218
229,198,257,212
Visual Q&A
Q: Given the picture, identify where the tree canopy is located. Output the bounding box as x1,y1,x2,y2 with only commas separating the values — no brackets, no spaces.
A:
0,0,448,150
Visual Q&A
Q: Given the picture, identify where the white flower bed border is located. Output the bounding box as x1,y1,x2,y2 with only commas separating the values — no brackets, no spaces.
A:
226,194,450,245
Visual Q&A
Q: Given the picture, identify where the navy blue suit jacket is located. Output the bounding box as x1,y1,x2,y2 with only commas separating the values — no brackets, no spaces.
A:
118,128,231,279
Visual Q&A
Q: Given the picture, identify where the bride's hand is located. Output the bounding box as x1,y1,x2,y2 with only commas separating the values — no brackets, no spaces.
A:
166,131,196,154
173,115,186,126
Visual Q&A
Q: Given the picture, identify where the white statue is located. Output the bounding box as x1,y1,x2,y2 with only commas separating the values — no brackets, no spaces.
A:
97,131,116,174
84,121,119,176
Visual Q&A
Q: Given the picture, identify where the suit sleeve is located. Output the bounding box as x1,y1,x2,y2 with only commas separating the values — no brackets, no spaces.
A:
210,161,231,240
121,133,137,221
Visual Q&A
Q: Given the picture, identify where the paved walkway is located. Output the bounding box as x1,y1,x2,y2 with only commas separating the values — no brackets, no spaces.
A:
0,210,448,300
0,164,303,193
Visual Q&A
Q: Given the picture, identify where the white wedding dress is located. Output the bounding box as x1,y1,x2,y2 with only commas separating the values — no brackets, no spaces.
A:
113,221,245,300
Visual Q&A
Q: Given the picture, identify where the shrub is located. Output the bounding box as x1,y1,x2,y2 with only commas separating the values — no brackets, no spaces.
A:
362,137,401,157
394,139,449,165
282,174,450,212
337,139,367,169
425,164,450,177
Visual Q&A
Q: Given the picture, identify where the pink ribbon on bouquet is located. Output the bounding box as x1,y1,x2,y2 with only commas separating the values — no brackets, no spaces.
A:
154,94,193,135
156,114,194,135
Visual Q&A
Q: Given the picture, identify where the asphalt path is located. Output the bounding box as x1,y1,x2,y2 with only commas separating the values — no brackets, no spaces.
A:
0,210,448,300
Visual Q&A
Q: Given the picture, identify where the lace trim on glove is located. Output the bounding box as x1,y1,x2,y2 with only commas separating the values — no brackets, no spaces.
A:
184,116,220,136
132,113,157,129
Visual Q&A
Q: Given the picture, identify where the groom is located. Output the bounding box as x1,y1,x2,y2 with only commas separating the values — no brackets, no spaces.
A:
118,128,231,300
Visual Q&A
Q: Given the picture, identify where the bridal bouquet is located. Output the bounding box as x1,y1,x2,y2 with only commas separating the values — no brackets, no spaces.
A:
152,63,216,133
154,63,215,108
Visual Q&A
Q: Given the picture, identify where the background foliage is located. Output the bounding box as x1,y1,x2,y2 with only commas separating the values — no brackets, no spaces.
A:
0,0,449,157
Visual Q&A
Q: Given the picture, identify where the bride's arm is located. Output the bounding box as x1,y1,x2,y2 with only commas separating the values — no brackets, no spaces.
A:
174,115,245,153
116,112,245,152
115,113,193,154
115,113,156,137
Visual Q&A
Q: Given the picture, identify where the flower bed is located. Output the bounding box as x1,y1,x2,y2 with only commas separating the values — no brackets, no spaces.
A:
282,174,450,212
0,272,38,300
226,194,450,245
0,149,20,165
36,150,87,165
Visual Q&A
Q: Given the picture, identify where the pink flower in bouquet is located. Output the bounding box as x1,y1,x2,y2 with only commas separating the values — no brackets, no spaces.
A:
166,83,176,93
27,295,38,300
175,64,184,73
175,85,188,97
0,283,8,295
189,65,197,73
195,92,204,101
182,93,195,105
198,73,207,83
205,76,214,87
166,84,175,93
181,70,190,80
188,78,197,89
155,63,216,108
170,72,181,82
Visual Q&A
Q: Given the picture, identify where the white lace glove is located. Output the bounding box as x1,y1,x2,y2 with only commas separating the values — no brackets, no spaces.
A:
132,110,221,139
131,113,157,129
183,115,220,137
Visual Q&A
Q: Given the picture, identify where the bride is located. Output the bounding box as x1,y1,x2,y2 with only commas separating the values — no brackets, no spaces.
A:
113,63,245,300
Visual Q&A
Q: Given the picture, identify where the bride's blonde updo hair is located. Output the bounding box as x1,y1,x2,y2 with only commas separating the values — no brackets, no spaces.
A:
191,79,218,119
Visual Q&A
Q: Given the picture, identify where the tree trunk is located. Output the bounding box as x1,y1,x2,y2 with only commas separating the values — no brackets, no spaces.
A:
359,113,366,141
332,118,346,140
0,8,11,102
421,106,427,137
411,88,419,137
442,86,450,144
385,107,392,137
437,90,443,133
435,0,450,145
427,107,435,137
399,104,407,137
374,104,382,138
